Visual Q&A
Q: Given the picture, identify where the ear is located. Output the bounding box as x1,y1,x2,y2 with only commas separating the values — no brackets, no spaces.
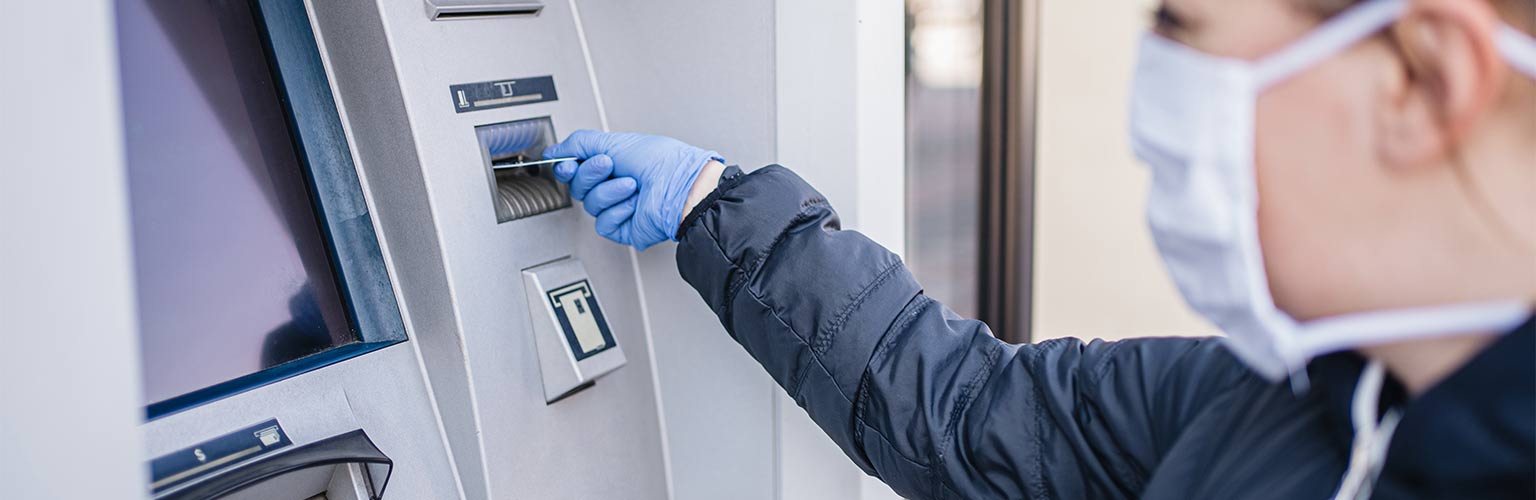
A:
1375,0,1506,168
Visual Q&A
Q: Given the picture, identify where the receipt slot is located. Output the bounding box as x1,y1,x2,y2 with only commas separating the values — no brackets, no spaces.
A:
523,258,626,402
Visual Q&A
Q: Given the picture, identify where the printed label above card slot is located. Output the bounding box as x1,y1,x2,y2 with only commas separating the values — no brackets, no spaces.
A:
450,76,559,113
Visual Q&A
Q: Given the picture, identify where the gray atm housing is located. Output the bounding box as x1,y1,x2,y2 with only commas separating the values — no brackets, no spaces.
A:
142,1,669,498
314,0,671,497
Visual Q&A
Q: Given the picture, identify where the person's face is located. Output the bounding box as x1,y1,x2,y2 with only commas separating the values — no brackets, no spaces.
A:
1151,0,1528,321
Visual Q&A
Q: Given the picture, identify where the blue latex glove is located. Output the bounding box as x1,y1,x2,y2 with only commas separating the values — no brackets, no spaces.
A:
545,130,723,249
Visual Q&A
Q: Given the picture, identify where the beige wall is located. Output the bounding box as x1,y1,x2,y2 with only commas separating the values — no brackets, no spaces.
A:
1031,0,1219,341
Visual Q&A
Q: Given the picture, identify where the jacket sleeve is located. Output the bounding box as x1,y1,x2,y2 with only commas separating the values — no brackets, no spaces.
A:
675,165,1256,499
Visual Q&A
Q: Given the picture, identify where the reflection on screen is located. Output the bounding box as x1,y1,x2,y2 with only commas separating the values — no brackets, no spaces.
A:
120,0,357,407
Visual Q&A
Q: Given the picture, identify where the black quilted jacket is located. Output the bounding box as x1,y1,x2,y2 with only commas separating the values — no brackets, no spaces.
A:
675,165,1533,500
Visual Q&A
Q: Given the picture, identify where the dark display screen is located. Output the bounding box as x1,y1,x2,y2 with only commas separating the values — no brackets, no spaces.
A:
120,0,358,408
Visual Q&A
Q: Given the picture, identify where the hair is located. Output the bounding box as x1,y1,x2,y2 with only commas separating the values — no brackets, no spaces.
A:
1299,0,1534,33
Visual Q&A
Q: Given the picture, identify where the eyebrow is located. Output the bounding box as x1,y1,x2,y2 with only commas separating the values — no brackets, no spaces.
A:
1153,4,1192,35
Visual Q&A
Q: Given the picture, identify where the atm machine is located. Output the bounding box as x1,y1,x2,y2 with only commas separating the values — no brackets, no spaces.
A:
305,0,672,498
123,0,668,498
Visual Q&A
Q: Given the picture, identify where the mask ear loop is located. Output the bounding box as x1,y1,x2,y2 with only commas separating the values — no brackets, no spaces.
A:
1251,0,1410,88
1499,25,1536,78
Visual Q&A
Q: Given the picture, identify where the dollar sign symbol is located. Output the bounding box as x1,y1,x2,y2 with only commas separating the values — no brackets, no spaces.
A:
193,448,207,462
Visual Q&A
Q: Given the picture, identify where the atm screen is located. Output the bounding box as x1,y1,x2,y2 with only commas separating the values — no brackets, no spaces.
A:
120,0,358,411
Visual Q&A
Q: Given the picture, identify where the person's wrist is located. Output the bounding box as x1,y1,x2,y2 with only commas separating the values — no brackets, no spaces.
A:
680,160,726,230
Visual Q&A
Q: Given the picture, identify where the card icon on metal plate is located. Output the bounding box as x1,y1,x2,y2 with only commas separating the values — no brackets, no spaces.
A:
546,280,617,360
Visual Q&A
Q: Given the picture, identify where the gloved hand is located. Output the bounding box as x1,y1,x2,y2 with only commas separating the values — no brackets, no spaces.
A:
545,130,723,250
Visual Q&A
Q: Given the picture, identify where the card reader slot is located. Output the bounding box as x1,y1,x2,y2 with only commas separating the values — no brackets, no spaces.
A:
494,170,568,221
476,117,571,222
477,119,550,162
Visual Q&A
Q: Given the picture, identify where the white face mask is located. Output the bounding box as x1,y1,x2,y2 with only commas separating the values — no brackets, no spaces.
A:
1129,0,1536,382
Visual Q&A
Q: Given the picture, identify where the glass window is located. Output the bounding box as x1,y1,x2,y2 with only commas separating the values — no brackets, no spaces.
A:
905,0,984,318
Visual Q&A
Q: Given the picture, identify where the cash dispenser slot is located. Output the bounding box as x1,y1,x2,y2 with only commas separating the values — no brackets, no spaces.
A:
476,118,571,223
153,428,392,500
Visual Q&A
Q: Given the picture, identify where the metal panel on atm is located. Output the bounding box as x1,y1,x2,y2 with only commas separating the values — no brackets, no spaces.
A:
309,1,670,498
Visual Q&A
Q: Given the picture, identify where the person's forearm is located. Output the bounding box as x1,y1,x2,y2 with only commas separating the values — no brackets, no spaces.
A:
680,160,726,229
672,167,1244,499
673,165,926,488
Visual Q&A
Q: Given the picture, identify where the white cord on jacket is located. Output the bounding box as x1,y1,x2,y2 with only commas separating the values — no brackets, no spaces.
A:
1330,360,1402,500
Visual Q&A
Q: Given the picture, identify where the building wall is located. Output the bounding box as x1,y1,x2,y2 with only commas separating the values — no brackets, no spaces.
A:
1031,1,1218,341
574,1,780,499
0,3,149,498
777,1,907,498
577,0,907,498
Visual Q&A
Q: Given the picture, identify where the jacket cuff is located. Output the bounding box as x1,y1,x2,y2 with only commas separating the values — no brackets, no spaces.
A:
675,165,744,241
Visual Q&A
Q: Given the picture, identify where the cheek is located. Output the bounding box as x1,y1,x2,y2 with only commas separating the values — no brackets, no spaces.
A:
1253,72,1378,319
